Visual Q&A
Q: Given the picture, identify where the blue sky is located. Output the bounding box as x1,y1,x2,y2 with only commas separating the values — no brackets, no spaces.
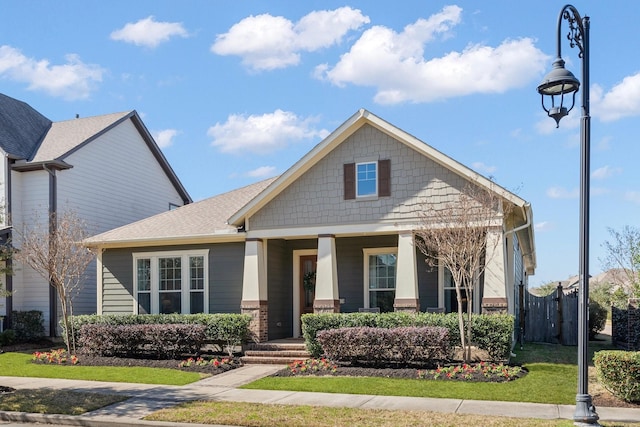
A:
1,1,639,286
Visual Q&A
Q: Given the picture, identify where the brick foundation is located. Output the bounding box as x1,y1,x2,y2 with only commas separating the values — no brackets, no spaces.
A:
393,298,420,313
481,297,508,314
313,299,340,313
241,300,268,343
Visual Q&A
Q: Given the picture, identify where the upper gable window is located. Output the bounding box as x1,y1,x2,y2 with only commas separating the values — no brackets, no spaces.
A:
344,159,391,200
356,162,377,197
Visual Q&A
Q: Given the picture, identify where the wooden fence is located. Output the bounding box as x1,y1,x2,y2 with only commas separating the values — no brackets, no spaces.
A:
524,285,578,345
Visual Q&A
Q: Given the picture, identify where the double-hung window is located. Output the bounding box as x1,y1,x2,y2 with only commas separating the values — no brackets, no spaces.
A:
356,162,377,197
364,248,397,312
133,250,208,314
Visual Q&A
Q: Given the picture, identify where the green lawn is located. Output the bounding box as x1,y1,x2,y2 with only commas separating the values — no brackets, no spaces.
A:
0,352,203,385
241,341,616,405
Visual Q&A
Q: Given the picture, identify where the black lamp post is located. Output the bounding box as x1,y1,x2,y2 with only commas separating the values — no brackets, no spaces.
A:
537,5,600,426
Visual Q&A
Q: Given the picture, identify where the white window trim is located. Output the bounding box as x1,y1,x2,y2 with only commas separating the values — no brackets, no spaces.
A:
363,247,397,309
133,249,209,315
356,161,378,198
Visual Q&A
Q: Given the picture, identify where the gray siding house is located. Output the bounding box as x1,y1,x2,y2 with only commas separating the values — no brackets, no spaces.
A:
85,109,536,342
0,93,191,335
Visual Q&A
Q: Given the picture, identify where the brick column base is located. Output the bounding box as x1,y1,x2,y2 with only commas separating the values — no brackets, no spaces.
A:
481,297,508,314
394,298,420,313
241,300,268,343
314,299,340,314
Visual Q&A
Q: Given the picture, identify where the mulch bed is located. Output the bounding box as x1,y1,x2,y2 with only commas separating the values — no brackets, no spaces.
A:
75,353,242,375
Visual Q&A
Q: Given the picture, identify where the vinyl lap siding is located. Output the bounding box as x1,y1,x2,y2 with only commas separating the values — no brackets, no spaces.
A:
101,244,244,315
10,171,52,326
56,119,184,235
56,118,186,315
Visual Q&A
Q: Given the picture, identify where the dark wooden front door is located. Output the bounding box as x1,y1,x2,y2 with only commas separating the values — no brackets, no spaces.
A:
300,255,317,316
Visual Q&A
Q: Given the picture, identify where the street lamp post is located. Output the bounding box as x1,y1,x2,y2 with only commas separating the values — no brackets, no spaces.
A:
537,5,600,426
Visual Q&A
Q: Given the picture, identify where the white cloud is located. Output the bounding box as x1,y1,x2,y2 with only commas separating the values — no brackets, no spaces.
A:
111,16,188,48
535,221,553,232
211,7,369,71
208,110,330,155
625,191,640,204
247,166,277,178
471,161,496,174
592,73,640,122
316,6,547,104
0,45,103,100
547,186,579,199
592,165,622,180
152,129,179,148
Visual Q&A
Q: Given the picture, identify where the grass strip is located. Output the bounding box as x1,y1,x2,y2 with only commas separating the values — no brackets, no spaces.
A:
0,352,202,386
146,401,595,427
0,389,127,415
242,363,577,405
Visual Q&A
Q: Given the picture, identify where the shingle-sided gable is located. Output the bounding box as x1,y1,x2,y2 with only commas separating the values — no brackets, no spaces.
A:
248,124,470,229
230,109,529,227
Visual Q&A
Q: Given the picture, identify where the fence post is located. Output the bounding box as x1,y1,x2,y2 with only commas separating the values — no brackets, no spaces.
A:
556,283,563,344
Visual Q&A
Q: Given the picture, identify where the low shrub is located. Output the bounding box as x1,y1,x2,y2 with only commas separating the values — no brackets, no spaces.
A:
65,313,250,355
589,300,608,340
302,312,513,361
10,310,44,342
0,329,15,346
78,323,206,359
594,350,640,402
317,326,450,367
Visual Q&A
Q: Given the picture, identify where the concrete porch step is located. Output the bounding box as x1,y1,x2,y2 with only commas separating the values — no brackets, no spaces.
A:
244,350,310,358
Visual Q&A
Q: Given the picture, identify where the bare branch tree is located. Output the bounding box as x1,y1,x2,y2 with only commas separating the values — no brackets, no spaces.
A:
14,210,95,354
414,182,510,362
599,225,640,298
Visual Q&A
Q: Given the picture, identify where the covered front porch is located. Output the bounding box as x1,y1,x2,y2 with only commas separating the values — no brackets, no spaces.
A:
239,229,508,342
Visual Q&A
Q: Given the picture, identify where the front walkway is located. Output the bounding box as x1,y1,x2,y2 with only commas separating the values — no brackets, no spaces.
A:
0,366,638,426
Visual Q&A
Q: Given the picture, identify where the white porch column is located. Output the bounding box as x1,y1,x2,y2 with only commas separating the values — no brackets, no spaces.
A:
394,231,420,312
241,238,268,342
482,228,508,314
314,234,340,313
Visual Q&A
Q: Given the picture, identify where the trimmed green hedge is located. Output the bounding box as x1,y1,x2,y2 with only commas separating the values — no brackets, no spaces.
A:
594,350,640,402
301,312,514,361
63,313,251,355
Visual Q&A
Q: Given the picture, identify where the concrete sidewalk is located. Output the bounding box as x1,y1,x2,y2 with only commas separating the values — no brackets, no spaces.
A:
0,365,639,426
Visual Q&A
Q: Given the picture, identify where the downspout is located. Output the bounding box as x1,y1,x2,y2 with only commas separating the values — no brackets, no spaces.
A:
4,156,13,331
42,164,57,337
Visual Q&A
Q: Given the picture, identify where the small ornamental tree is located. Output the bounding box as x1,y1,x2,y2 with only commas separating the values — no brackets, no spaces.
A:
599,225,640,298
14,210,95,354
414,182,511,363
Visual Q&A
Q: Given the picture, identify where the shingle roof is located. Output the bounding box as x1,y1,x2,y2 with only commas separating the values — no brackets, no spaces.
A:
0,93,51,159
84,177,277,247
30,111,131,162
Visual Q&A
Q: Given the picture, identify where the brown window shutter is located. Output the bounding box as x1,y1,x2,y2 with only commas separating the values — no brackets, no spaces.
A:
378,159,390,197
344,163,355,200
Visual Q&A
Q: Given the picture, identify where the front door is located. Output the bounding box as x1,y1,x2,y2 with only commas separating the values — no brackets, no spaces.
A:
300,255,317,318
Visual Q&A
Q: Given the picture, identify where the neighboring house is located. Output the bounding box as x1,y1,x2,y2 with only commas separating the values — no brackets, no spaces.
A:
0,93,191,335
85,109,536,342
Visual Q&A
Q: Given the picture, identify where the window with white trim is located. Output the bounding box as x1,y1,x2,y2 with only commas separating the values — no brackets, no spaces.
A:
364,248,397,312
133,250,209,314
356,162,377,197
